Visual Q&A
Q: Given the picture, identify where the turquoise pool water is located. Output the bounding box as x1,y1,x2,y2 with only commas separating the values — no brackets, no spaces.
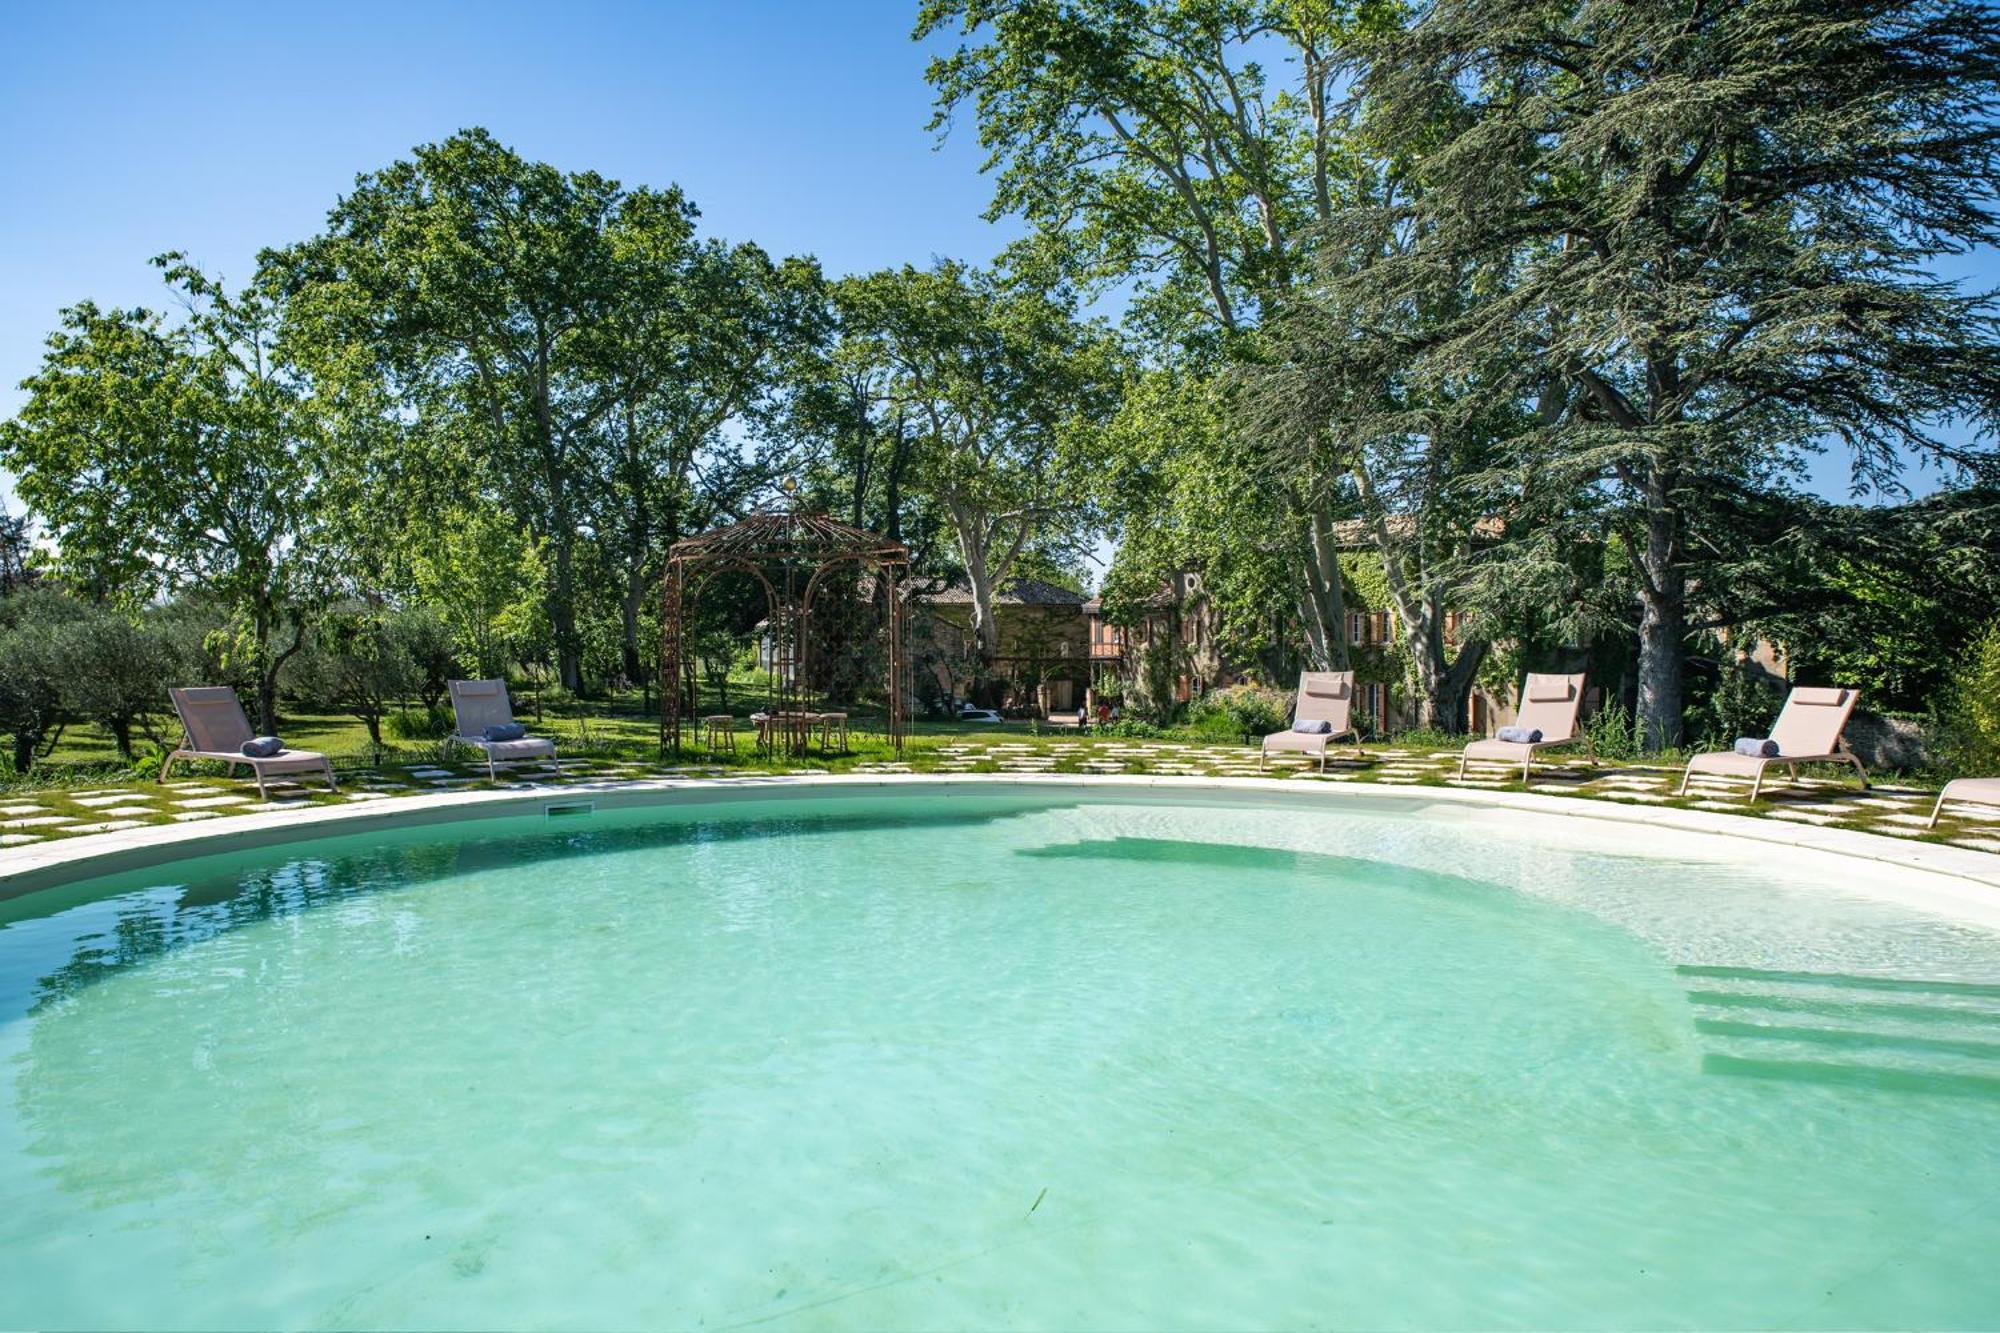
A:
2,789,1998,1329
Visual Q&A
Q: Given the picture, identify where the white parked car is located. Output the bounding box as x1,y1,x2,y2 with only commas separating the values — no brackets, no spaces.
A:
958,707,1006,724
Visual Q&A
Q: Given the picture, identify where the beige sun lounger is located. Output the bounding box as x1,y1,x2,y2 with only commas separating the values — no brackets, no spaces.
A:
1261,671,1362,772
1457,672,1593,783
1929,776,2000,828
1679,685,1868,802
447,678,559,779
161,686,338,798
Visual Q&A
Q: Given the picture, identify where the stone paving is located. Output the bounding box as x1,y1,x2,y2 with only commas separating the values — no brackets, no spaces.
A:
0,737,1994,858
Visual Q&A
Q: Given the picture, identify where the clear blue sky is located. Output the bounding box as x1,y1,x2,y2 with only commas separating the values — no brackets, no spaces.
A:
0,1,1012,423
2,0,1992,504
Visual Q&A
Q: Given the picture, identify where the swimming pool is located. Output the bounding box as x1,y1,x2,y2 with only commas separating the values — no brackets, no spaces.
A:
3,786,1998,1329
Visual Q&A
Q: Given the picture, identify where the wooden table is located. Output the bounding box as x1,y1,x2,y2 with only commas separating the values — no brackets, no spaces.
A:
752,711,822,752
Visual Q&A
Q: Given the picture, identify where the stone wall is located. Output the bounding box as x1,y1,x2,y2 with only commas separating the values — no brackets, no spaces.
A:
1846,712,1930,772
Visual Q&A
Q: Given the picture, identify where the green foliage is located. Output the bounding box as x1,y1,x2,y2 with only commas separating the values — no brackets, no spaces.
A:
0,256,324,731
1093,718,1163,739
0,591,78,773
831,262,1122,661
1930,622,2000,774
385,706,453,742
53,603,176,760
1123,633,1187,725
1582,702,1644,763
394,605,460,711
408,507,547,680
271,128,822,692
1693,657,1784,753
302,609,420,754
1349,0,2000,746
1188,684,1290,741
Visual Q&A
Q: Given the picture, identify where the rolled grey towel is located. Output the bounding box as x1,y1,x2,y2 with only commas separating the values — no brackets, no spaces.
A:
484,722,528,742
1496,725,1543,744
1291,719,1333,734
1734,737,1779,757
240,736,283,758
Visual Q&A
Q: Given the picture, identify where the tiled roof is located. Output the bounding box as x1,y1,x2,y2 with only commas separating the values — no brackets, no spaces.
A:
926,578,1088,607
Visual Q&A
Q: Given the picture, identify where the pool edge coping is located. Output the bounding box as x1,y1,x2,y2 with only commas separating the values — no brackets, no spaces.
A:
1,773,1995,901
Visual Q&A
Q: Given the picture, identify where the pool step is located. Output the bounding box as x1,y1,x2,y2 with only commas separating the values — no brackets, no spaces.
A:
1681,964,2000,1100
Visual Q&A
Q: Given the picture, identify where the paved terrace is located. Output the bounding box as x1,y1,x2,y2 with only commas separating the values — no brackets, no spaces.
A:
0,735,1995,862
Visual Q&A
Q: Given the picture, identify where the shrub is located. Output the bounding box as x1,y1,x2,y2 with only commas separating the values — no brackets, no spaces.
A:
386,706,453,741
1582,700,1643,761
1188,684,1290,741
126,738,170,781
1693,656,1782,751
57,606,176,759
1930,621,2000,774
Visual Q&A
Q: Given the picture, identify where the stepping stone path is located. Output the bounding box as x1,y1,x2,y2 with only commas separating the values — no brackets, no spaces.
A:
0,734,1991,854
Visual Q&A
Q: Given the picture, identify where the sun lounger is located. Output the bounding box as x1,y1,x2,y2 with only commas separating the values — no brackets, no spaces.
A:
1678,685,1868,801
160,686,338,798
447,678,559,780
1457,672,1593,783
1929,776,2000,828
1261,671,1362,772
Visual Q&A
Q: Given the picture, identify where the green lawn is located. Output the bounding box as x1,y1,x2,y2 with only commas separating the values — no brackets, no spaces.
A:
1,709,1995,856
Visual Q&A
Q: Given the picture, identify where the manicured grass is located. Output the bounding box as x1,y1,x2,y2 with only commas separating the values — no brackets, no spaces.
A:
0,719,1993,856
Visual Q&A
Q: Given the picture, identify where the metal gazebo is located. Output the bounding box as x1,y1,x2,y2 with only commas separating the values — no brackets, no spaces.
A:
658,509,910,756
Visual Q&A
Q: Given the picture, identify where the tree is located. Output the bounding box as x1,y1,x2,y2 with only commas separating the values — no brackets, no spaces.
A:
0,255,325,731
1241,231,1523,731
584,198,826,683
57,605,175,761
408,505,547,680
306,606,417,760
0,507,35,595
837,262,1120,664
271,129,625,692
1351,0,2000,746
920,0,1395,667
0,592,82,773
395,605,461,712
1096,367,1310,681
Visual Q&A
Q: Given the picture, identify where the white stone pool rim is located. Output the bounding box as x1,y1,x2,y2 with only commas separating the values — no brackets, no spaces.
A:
3,774,1997,924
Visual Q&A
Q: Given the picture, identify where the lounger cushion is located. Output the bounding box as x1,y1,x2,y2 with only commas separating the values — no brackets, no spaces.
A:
1263,729,1342,753
1525,680,1575,702
1734,737,1780,757
484,722,527,742
240,735,283,758
1292,719,1333,734
1462,738,1537,761
1496,725,1542,744
189,747,328,772
1788,687,1850,707
465,736,556,761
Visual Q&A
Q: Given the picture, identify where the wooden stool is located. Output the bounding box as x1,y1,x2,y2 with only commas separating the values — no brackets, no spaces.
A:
702,714,736,753
817,712,849,754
